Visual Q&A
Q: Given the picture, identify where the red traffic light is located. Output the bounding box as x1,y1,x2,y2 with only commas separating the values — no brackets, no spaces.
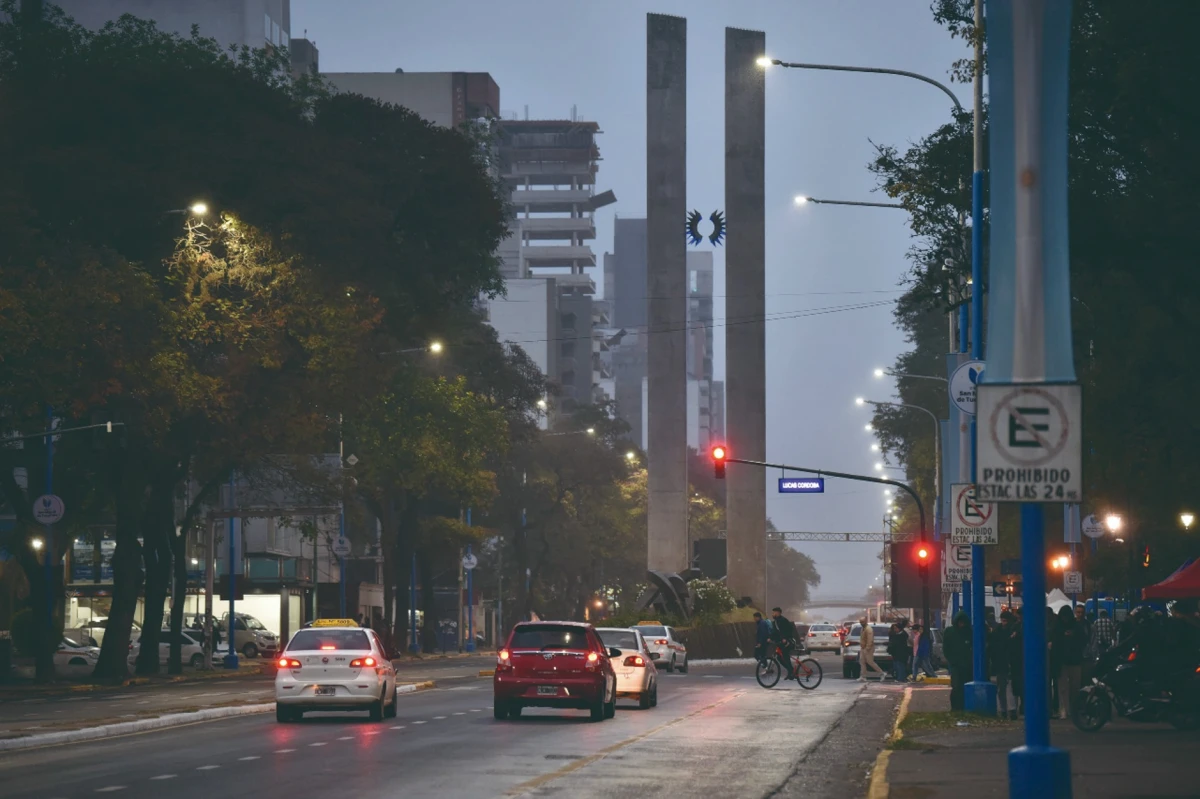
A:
711,445,726,461
917,546,929,561
711,445,727,479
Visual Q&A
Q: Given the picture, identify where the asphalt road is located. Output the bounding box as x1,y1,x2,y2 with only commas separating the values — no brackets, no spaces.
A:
0,653,901,799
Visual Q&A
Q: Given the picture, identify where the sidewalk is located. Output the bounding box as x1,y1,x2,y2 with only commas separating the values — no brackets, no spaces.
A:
881,685,1200,798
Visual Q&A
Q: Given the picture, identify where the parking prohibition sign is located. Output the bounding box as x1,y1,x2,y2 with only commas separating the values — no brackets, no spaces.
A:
951,483,997,545
975,383,1082,503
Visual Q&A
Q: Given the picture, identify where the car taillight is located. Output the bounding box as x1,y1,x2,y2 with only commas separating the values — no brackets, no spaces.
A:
278,658,301,668
1127,651,1137,662
349,656,376,668
624,655,645,667
808,632,816,637
655,639,668,645
495,649,512,673
587,651,599,662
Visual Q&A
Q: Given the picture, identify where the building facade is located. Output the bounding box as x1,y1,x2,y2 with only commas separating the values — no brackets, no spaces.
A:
53,0,293,51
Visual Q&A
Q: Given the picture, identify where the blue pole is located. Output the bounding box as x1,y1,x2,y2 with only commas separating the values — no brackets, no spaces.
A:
465,509,475,653
225,475,238,668
409,553,418,654
43,407,54,632
1010,504,1071,793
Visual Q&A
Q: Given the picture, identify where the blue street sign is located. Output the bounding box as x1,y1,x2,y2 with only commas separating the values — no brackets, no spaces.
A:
778,477,824,494
993,581,1023,598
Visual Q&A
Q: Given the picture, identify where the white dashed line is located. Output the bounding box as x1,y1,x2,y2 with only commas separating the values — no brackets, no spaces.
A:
411,720,426,725
337,736,354,740
363,730,381,735
433,716,447,720
238,756,261,761
149,775,177,781
309,742,327,747
452,712,466,716
196,765,221,770
469,709,481,712
390,725,405,730
274,748,296,754
95,787,126,793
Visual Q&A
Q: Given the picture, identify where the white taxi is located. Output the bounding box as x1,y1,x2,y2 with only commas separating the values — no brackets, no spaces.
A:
274,619,398,723
635,622,688,673
596,627,658,709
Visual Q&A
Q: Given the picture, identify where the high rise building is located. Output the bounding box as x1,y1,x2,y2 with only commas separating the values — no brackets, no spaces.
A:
53,0,294,51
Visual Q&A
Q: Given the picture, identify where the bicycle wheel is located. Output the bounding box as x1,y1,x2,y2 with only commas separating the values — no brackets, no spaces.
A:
755,658,781,688
794,657,823,690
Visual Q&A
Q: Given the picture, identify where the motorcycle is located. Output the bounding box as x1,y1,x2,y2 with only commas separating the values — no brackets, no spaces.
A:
1072,640,1200,732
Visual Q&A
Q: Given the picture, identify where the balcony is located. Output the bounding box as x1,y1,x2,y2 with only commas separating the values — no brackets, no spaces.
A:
548,271,596,294
518,216,595,241
509,189,592,213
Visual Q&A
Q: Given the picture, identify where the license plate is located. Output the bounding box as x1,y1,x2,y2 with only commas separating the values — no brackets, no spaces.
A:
315,686,336,696
537,685,558,696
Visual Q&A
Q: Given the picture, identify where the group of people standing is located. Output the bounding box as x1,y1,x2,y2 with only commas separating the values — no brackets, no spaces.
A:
857,617,938,683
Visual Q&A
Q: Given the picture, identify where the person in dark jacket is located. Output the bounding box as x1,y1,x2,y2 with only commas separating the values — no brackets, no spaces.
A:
943,611,973,711
1052,605,1086,719
887,621,910,681
770,607,800,681
753,612,770,662
990,611,1019,719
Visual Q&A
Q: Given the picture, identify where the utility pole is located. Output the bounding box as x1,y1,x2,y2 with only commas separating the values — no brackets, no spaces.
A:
204,519,214,669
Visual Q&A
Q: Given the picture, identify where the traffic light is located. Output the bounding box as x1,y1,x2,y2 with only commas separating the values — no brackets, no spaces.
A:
916,544,931,581
711,445,727,479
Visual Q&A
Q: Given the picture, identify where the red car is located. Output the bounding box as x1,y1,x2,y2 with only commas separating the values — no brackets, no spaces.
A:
493,621,618,722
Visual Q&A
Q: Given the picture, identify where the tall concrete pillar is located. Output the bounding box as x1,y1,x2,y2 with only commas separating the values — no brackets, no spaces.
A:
724,27,766,605
645,13,689,574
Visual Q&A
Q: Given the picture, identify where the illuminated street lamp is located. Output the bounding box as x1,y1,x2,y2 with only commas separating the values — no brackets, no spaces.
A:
428,341,444,355
537,399,548,410
1180,512,1195,531
625,451,636,462
30,537,44,551
1105,514,1123,534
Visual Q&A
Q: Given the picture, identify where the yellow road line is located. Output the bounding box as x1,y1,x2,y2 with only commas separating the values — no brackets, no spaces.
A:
866,685,912,799
505,691,745,796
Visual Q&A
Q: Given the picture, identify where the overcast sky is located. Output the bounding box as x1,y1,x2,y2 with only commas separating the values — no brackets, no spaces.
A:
293,0,969,612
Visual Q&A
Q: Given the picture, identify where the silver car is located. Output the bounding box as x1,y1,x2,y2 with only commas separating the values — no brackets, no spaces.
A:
633,623,688,673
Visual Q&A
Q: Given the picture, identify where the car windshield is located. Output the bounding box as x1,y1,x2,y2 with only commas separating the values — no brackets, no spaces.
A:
598,630,640,651
812,625,834,631
286,629,370,651
61,637,82,648
243,617,267,630
509,625,590,651
636,626,666,637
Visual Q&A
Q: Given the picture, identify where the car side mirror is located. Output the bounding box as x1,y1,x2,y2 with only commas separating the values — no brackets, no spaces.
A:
608,647,622,659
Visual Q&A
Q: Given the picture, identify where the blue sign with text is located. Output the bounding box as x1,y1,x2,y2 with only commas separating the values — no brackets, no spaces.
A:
778,477,824,494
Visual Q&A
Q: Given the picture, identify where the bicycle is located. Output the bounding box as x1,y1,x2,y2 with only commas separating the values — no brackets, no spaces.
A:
755,644,823,689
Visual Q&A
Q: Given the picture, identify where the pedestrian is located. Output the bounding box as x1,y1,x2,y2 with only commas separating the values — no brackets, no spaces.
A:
753,611,770,663
1090,608,1116,656
910,623,937,679
1052,605,1085,720
943,611,973,711
857,617,884,682
1009,609,1025,716
887,621,909,682
991,610,1019,719
1046,606,1060,714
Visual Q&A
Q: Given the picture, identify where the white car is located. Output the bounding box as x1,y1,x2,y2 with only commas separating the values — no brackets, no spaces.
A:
634,623,688,673
128,630,207,669
274,620,398,723
77,617,140,648
596,627,658,709
55,637,100,669
805,623,842,652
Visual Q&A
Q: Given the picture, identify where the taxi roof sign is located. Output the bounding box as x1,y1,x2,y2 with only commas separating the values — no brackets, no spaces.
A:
311,618,359,628
636,621,662,626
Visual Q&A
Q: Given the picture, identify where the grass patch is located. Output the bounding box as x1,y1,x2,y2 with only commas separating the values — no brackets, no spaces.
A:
900,710,1015,733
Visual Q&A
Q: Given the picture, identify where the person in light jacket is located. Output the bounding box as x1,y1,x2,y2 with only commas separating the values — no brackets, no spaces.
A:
857,618,884,682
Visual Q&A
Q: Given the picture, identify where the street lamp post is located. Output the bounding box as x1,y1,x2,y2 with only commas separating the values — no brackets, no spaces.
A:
874,368,948,384
856,397,940,512
793,195,903,210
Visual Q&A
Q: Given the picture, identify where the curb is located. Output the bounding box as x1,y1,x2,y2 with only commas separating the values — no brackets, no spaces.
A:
866,685,912,799
917,676,951,685
478,670,495,677
0,665,268,700
0,680,437,753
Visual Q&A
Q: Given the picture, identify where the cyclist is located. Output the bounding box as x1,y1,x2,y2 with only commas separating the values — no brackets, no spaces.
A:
770,607,799,681
753,611,771,662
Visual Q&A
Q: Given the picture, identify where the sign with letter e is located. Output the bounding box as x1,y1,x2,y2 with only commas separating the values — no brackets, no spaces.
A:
950,483,997,545
975,383,1081,504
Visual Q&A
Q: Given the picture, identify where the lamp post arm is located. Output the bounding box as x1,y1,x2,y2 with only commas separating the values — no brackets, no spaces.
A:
771,60,963,113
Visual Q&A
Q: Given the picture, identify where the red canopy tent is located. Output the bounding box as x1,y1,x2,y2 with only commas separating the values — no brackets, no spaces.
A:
1141,559,1200,600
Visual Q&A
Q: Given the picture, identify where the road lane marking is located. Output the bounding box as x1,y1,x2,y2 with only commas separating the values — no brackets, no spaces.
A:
149,775,176,780
238,756,261,761
309,742,327,746
337,736,354,740
196,764,221,770
453,712,466,715
390,725,405,730
469,709,481,712
274,748,296,753
433,715,447,720
411,720,426,724
95,787,126,792
504,690,746,796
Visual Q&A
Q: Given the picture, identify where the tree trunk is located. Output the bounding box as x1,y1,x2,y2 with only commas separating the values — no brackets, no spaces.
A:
379,491,396,657
0,455,58,682
93,459,146,682
418,548,438,653
136,478,174,676
167,516,187,675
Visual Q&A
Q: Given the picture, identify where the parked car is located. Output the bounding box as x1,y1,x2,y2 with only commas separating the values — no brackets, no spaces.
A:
596,627,659,709
633,622,688,673
805,623,842,652
493,621,617,722
77,617,141,648
55,637,100,669
128,630,207,668
841,623,893,679
218,612,279,659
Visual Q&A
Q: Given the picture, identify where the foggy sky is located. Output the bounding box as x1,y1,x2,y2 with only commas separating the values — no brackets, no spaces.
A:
292,0,969,612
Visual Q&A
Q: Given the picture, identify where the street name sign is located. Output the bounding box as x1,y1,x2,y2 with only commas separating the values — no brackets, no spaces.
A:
975,383,1082,503
33,494,65,525
332,536,352,558
993,581,1023,597
778,477,824,494
950,483,998,545
949,360,985,415
1063,571,1083,593
946,542,973,581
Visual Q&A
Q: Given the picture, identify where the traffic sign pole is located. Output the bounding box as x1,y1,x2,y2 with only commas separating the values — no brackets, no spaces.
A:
43,408,55,634
464,510,475,654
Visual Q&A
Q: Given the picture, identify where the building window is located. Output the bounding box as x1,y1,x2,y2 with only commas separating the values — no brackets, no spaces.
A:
264,12,271,42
